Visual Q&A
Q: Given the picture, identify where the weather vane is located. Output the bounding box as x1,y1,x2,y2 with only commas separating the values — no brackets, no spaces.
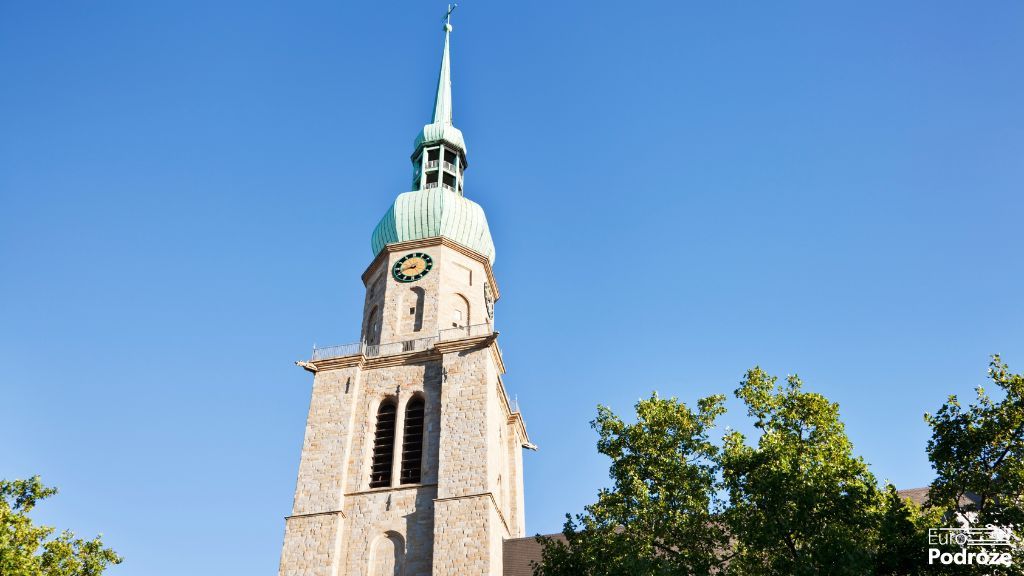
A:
443,3,458,29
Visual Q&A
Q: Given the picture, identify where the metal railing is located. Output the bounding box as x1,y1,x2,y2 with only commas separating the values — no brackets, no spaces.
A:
311,342,362,361
439,323,493,342
310,324,494,362
424,181,457,193
364,336,437,358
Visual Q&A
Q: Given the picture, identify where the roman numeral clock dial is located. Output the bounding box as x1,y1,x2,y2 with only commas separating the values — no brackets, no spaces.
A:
392,252,434,282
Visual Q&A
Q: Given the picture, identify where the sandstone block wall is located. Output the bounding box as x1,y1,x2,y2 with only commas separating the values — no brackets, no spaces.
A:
362,244,492,345
279,513,344,576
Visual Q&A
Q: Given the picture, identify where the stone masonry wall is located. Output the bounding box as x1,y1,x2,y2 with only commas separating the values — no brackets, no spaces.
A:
432,495,494,575
363,244,491,346
280,364,363,576
284,239,522,576
342,486,436,576
279,513,344,576
291,365,363,515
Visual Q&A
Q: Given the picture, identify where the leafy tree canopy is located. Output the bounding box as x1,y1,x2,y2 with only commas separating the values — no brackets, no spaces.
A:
534,361,1020,576
0,476,122,576
536,393,730,576
926,355,1024,528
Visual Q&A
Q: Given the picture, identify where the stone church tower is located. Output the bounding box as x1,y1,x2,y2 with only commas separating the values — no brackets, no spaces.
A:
279,19,532,576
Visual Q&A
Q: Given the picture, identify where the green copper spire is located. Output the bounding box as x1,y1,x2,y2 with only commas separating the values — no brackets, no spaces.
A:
414,10,466,158
432,21,453,125
371,8,495,263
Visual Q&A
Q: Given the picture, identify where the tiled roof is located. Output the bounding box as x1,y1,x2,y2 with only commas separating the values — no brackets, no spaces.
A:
896,487,931,506
503,534,564,576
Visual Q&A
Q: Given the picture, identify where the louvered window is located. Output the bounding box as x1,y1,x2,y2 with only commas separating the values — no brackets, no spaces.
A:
369,401,397,488
400,398,425,484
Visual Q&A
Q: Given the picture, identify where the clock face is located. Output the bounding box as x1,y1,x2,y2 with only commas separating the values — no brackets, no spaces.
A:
392,252,434,283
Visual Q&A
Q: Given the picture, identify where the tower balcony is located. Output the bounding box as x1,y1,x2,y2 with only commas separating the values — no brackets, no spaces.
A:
423,180,458,194
309,323,494,362
423,159,459,174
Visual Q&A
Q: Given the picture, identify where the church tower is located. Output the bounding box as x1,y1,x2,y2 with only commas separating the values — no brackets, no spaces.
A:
279,17,531,576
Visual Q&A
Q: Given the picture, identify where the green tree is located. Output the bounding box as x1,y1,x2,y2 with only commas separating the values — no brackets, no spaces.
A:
874,484,942,576
0,476,122,576
721,368,883,576
925,355,1024,575
535,367,932,576
535,393,730,576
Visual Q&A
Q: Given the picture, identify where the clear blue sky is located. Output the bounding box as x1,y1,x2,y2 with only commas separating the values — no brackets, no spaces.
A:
2,1,1022,574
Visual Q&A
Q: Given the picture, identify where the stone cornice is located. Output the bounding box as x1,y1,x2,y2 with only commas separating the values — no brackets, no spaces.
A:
300,334,506,374
508,412,531,447
285,509,347,521
496,374,531,446
345,483,438,498
304,355,361,372
302,348,441,374
360,236,501,301
433,491,512,537
432,332,496,355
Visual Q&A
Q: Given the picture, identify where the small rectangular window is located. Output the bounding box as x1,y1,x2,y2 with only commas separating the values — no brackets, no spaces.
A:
409,307,416,314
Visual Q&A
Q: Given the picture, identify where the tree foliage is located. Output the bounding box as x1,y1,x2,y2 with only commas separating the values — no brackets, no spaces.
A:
926,355,1024,529
721,369,882,575
924,355,1024,575
0,476,122,576
536,393,730,575
534,364,989,576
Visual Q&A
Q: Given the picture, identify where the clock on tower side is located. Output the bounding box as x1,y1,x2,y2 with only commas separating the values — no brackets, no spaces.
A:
364,239,529,576
279,17,530,576
278,237,529,576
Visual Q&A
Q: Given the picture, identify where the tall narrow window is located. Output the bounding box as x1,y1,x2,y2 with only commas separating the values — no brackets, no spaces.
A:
370,401,397,488
365,305,382,345
399,397,425,484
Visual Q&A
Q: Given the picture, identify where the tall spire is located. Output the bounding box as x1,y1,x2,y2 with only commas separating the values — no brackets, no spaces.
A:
411,5,468,193
432,13,454,125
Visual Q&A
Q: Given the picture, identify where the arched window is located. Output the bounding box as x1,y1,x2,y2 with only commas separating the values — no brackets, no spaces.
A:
369,400,397,488
369,532,404,576
451,294,470,329
365,305,382,345
401,287,425,334
400,397,425,484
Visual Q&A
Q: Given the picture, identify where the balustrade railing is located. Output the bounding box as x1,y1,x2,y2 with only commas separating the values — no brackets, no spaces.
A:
311,342,362,361
438,323,493,341
425,160,439,169
310,324,494,362
423,181,457,193
364,336,437,358
442,161,458,173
